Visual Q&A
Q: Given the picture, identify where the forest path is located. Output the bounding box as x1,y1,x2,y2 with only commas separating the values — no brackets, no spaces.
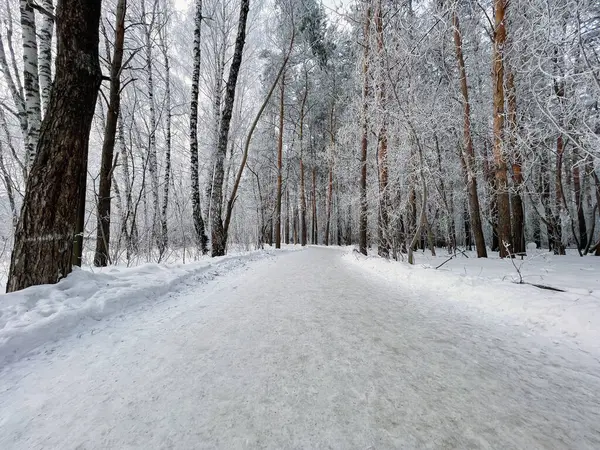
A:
1,247,599,449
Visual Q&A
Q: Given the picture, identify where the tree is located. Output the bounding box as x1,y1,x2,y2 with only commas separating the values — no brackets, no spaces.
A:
210,0,250,257
451,5,487,258
492,0,511,258
190,0,209,254
7,0,103,292
94,0,127,267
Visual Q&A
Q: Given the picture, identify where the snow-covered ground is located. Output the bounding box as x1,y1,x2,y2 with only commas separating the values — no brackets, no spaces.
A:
1,247,599,449
0,249,275,366
345,247,600,354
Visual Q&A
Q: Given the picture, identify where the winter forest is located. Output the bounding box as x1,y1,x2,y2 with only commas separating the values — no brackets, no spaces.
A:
0,0,599,291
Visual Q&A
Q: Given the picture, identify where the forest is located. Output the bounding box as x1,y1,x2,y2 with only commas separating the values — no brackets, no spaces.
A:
0,0,599,291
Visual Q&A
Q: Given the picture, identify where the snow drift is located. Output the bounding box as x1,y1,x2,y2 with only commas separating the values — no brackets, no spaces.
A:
0,251,270,366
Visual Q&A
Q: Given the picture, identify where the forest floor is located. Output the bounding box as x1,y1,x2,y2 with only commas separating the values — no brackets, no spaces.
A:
1,247,600,449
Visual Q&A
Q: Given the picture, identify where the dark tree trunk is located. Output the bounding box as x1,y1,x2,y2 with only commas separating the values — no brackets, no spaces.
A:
7,0,102,292
492,0,512,257
452,10,487,258
358,2,371,256
275,73,285,249
506,70,524,254
190,0,208,254
573,156,587,251
210,0,249,257
94,0,127,267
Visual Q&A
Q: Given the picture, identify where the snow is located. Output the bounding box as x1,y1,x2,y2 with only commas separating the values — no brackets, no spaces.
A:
0,250,274,366
1,247,599,448
344,247,600,354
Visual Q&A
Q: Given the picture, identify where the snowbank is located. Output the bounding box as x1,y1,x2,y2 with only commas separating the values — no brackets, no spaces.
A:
0,250,274,366
344,250,600,353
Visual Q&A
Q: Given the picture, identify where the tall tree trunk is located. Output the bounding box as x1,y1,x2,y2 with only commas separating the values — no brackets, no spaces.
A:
275,73,285,249
299,84,308,247
359,2,372,255
325,165,333,246
159,16,172,259
452,10,487,258
573,151,587,251
375,0,389,258
506,70,524,254
38,0,54,116
20,0,42,168
210,0,249,256
492,0,511,257
94,0,127,267
190,0,208,254
311,166,318,244
141,0,160,249
7,0,102,292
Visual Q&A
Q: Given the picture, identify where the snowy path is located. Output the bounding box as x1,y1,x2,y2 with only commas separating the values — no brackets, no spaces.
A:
1,248,599,449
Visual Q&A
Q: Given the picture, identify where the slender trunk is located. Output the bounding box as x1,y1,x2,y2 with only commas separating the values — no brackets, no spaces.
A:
359,2,371,255
325,165,333,246
38,0,54,116
452,10,487,257
506,69,524,254
275,73,285,249
159,20,172,258
141,0,160,248
573,152,587,250
492,0,511,257
94,0,127,267
375,0,389,257
299,85,308,246
7,0,102,292
210,0,250,256
312,166,317,244
190,0,208,254
20,0,42,168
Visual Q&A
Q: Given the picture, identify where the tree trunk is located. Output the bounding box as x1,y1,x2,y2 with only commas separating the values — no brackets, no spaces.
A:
141,0,160,249
573,152,587,251
190,0,208,254
452,10,487,258
210,0,250,257
299,85,308,247
492,0,511,257
159,18,172,259
275,73,285,249
375,0,390,258
94,0,127,267
506,69,524,254
20,0,42,168
359,2,371,255
7,0,102,292
38,0,54,116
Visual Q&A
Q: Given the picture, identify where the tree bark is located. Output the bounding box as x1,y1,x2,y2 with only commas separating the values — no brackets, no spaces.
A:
159,15,172,259
375,0,390,258
506,69,525,254
452,10,487,258
94,0,127,267
38,0,54,116
275,73,285,249
20,0,42,168
210,0,250,257
190,0,208,254
492,0,511,257
359,2,372,255
7,0,102,292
